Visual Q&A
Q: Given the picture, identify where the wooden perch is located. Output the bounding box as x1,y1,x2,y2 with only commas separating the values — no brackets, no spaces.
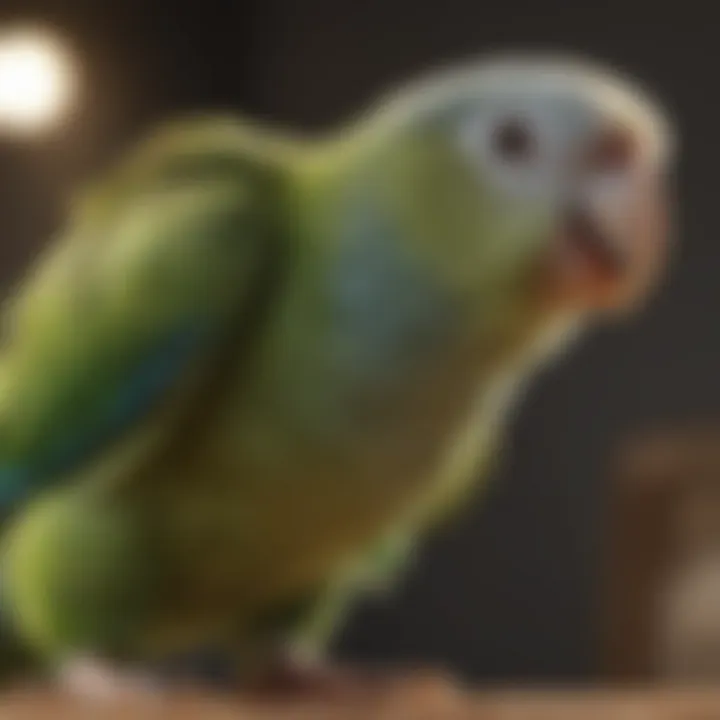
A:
2,686,720,719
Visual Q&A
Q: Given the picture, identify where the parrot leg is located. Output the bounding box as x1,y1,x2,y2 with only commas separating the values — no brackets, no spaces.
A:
241,574,461,707
239,577,363,698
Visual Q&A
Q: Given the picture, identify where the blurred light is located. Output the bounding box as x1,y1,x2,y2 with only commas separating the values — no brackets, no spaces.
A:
0,27,77,135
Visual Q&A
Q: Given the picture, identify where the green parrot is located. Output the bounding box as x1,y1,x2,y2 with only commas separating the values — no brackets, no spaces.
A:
0,54,673,697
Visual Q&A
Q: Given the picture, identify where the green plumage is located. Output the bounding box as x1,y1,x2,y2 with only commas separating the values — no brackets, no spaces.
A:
0,56,672,682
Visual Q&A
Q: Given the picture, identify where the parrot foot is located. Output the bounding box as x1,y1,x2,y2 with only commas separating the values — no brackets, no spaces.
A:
246,649,463,709
58,656,165,706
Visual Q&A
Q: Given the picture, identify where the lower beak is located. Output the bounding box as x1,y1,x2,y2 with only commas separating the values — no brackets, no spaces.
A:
554,206,628,305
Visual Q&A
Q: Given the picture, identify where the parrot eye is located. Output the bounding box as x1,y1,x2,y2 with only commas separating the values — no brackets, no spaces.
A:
491,118,537,164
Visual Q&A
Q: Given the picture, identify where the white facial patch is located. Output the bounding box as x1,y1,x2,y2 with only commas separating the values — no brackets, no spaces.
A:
430,55,673,252
454,103,567,206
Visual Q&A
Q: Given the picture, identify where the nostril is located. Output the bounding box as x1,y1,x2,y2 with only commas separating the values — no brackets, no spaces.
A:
585,123,638,173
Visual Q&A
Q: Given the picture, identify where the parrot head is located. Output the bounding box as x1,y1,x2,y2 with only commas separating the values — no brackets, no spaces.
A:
344,54,675,327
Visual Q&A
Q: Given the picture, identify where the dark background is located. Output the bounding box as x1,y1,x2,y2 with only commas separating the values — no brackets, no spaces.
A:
0,0,714,683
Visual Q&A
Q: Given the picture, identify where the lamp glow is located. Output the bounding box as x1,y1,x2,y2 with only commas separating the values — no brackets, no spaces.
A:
0,28,76,134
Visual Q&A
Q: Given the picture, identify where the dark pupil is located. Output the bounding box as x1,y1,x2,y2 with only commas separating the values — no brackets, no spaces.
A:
494,120,534,161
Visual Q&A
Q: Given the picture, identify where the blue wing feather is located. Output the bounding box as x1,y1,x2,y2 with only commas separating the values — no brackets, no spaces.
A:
0,327,201,506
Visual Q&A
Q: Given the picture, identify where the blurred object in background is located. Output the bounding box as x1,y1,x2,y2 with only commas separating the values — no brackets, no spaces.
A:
658,552,720,680
0,26,77,136
605,425,720,681
656,481,720,681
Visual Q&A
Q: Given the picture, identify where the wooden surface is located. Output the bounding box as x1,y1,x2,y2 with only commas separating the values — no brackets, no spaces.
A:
2,687,720,718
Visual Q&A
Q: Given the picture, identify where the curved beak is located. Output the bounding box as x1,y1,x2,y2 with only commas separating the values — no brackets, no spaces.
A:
534,171,670,314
